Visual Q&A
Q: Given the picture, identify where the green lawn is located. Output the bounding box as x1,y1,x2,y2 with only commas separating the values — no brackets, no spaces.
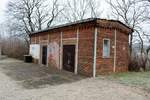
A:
106,71,150,92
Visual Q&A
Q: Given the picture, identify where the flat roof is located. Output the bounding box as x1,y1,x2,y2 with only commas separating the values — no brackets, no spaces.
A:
30,18,133,35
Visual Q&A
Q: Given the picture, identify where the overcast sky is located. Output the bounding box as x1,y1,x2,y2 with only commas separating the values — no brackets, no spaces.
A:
0,0,9,23
0,0,110,24
0,0,149,43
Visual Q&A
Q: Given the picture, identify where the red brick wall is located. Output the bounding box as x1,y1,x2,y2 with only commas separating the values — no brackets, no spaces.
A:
63,29,77,38
39,33,49,44
115,30,129,72
30,23,129,76
96,27,129,75
31,33,48,44
31,36,36,44
96,28,115,74
30,26,95,76
61,27,94,76
78,27,94,76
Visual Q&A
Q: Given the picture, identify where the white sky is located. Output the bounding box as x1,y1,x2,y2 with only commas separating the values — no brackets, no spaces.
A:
0,0,9,23
0,0,109,24
0,0,149,44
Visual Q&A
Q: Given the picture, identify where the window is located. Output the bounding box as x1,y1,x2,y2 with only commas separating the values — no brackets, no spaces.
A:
103,39,110,58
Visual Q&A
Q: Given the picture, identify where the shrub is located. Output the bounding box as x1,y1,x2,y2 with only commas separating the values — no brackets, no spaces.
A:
129,52,150,72
1,37,28,60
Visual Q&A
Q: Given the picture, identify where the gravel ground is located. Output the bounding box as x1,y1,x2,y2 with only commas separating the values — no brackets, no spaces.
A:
0,58,150,100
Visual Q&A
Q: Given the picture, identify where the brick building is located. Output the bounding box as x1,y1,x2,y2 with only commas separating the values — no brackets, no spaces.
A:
29,18,133,77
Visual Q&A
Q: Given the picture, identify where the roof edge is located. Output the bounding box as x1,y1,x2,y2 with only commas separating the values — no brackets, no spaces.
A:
30,18,133,35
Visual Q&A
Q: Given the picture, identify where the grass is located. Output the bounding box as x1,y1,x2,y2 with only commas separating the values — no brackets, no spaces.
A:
106,71,150,92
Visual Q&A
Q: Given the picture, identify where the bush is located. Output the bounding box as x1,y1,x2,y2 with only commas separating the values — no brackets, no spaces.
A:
129,53,150,72
128,55,140,71
1,37,28,60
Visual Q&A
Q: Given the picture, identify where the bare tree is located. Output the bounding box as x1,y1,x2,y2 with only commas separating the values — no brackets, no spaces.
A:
61,0,102,22
6,0,63,47
107,0,147,54
47,0,64,27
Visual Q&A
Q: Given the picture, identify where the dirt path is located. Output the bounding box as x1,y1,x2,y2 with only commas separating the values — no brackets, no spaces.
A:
0,58,149,100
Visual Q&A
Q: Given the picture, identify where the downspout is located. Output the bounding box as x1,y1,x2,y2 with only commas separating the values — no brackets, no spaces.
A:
60,32,63,70
113,29,117,72
39,36,42,65
47,34,50,67
75,29,79,74
93,27,98,77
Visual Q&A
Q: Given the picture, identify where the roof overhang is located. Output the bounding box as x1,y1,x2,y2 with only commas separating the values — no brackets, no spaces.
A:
30,18,133,36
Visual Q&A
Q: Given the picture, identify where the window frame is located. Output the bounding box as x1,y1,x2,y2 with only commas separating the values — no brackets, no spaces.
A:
102,38,110,58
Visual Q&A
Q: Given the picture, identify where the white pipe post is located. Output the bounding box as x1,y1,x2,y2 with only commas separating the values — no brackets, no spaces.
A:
46,44,49,67
113,29,117,72
60,32,63,70
0,43,1,56
75,29,79,74
47,34,50,67
93,28,98,78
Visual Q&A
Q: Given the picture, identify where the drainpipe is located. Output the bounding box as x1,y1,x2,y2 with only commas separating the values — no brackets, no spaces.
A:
75,29,79,74
93,27,98,78
113,29,117,72
60,32,63,70
47,34,50,67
